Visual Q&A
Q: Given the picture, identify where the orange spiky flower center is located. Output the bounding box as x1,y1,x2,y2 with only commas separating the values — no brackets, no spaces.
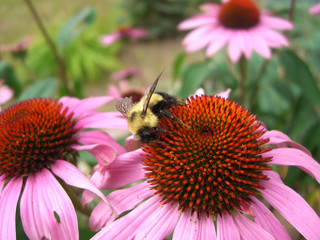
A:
218,0,260,29
143,95,272,217
0,99,77,178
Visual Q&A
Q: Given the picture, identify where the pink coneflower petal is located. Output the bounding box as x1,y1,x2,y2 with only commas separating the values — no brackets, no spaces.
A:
309,2,320,16
0,81,13,105
256,27,289,48
251,198,291,240
51,160,115,211
182,26,213,45
206,28,231,56
228,31,243,62
77,131,126,155
184,27,218,52
173,210,216,240
178,15,218,30
249,32,271,59
0,177,22,240
135,202,180,240
20,169,78,240
0,174,5,191
92,196,162,240
72,143,116,165
263,148,320,182
127,28,148,40
75,112,128,129
199,3,220,14
261,171,320,240
100,32,122,47
59,96,114,119
99,149,145,189
233,214,274,240
215,88,231,99
90,181,153,231
217,213,240,240
260,15,294,30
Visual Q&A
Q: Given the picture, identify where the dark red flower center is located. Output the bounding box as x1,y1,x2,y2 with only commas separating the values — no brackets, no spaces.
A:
143,95,272,217
218,0,260,29
0,99,78,178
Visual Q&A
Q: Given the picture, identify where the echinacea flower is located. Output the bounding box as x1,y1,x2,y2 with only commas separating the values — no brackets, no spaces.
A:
0,80,13,105
0,37,32,59
0,96,127,240
100,27,148,47
90,90,320,240
309,2,320,16
178,0,293,62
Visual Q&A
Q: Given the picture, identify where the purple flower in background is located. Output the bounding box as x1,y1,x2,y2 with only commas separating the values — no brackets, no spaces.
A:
0,97,127,240
90,91,320,240
178,0,293,62
100,27,148,47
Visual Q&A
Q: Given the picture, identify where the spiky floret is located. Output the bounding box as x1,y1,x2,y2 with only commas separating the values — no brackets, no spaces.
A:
143,95,272,217
0,98,77,178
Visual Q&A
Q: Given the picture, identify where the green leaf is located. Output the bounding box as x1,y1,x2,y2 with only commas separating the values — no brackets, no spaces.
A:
0,61,22,96
278,49,320,108
57,8,96,51
178,62,212,99
18,78,58,101
172,52,185,81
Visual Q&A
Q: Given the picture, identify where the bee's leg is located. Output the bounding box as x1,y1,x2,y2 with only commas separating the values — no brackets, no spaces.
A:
160,110,190,129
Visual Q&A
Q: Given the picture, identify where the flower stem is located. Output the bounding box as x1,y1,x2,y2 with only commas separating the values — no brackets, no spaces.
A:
249,59,269,106
288,0,296,21
24,0,73,95
239,56,247,105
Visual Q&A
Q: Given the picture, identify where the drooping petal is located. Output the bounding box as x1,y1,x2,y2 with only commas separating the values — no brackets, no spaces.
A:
251,197,291,240
217,213,240,240
263,148,320,182
75,112,128,130
98,149,145,189
173,210,200,240
20,169,78,240
249,31,271,59
233,214,275,240
51,160,115,214
185,27,218,53
227,31,243,62
89,181,153,231
71,143,116,166
206,27,231,57
256,27,289,48
135,203,180,240
77,130,127,155
260,14,294,30
261,171,320,240
178,14,218,30
91,196,162,240
0,174,6,192
0,177,22,240
197,215,216,240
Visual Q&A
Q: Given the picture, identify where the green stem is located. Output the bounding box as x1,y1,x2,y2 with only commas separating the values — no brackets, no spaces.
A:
239,56,247,106
288,0,296,22
24,0,73,95
249,59,269,105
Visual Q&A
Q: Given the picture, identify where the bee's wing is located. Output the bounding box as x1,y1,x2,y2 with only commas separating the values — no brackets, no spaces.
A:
141,70,164,118
116,97,134,117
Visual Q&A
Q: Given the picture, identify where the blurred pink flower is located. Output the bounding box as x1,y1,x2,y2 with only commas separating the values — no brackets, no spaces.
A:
90,91,320,240
0,37,32,57
0,97,127,240
100,27,148,47
110,68,141,81
309,2,320,16
178,0,293,62
0,80,13,105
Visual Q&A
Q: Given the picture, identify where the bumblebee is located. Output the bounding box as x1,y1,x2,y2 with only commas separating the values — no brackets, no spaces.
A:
116,71,186,143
